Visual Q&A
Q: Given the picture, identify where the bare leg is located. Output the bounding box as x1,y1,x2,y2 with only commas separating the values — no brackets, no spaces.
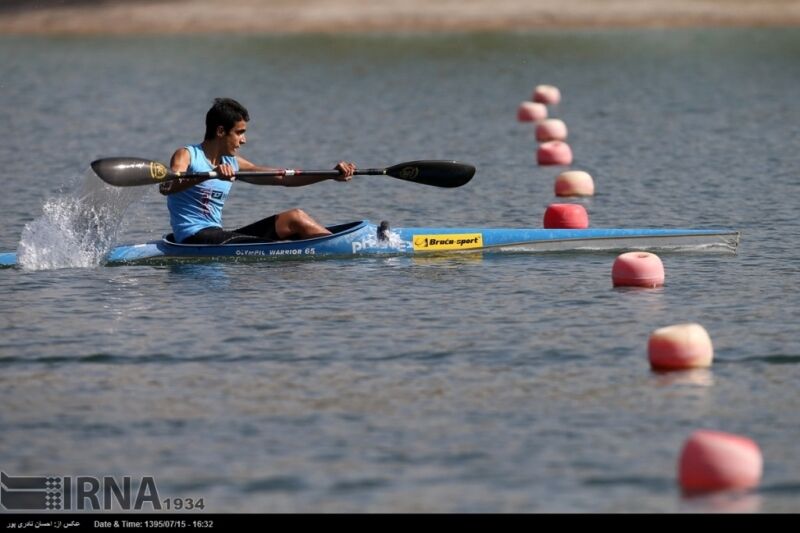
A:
274,208,331,240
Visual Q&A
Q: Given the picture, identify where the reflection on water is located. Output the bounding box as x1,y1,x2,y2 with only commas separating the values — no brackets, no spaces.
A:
679,491,763,514
650,368,715,388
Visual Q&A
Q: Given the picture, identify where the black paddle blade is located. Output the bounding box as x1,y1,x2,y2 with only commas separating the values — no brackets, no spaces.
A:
91,157,176,187
384,160,475,188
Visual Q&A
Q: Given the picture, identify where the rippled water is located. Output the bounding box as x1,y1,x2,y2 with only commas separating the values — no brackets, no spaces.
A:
1,29,799,512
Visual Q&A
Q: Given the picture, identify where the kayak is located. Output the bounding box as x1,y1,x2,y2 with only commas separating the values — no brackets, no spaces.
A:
0,220,740,267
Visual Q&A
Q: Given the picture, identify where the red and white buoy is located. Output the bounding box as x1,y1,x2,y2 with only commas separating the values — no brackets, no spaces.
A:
648,323,714,370
533,84,561,105
543,203,589,229
535,118,568,142
612,251,664,287
554,170,594,197
537,140,573,166
517,101,548,122
679,430,763,494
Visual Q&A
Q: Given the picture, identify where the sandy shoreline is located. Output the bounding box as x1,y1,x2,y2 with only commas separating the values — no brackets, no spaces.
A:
2,0,800,35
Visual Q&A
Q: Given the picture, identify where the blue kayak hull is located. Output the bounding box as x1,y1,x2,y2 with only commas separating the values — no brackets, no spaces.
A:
0,220,740,267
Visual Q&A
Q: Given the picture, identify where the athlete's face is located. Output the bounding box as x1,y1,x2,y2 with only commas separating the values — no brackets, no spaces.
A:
219,120,247,156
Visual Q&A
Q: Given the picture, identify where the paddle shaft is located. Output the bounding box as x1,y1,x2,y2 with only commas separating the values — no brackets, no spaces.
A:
178,167,387,181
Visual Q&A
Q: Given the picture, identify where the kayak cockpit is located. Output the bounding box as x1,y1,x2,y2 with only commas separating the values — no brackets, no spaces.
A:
160,220,369,247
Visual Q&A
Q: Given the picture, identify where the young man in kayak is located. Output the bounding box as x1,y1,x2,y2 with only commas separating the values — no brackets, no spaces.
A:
159,98,356,244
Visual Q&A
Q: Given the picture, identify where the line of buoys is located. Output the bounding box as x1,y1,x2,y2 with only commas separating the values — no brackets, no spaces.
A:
524,85,586,196
536,118,568,142
611,251,665,287
517,101,548,122
524,85,588,235
679,430,763,494
648,323,713,370
554,170,594,197
533,84,561,105
543,203,589,229
518,85,755,497
537,140,573,166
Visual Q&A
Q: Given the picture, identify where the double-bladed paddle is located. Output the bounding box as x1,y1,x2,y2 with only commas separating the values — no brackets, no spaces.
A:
90,157,475,189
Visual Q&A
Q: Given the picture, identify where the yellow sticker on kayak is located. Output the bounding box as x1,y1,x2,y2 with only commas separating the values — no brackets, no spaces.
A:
412,233,483,251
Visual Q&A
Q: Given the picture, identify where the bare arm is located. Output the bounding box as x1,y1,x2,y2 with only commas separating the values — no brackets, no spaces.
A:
236,156,357,187
158,148,209,195
159,151,356,192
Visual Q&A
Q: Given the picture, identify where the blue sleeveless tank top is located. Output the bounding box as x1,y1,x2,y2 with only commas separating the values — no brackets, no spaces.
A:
167,144,238,242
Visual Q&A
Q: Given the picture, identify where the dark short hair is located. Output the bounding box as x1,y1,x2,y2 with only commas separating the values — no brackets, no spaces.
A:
204,98,250,140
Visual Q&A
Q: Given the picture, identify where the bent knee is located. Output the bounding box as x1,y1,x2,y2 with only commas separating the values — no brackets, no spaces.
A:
280,208,308,220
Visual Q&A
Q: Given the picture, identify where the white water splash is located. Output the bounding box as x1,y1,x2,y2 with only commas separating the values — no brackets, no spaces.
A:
17,173,143,270
382,228,409,251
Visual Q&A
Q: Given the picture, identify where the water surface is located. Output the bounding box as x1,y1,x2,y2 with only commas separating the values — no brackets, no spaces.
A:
1,29,799,512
